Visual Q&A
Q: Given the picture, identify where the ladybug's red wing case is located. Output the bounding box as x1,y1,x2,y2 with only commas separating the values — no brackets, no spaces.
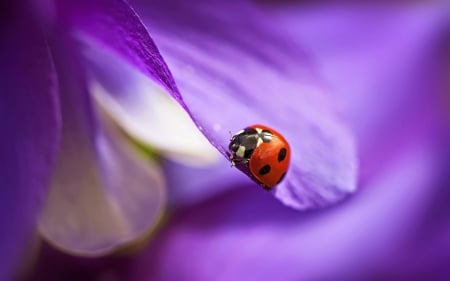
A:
249,129,290,190
228,124,291,190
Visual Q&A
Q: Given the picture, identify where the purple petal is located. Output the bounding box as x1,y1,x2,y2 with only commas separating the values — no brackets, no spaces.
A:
0,6,60,280
263,3,448,179
37,31,166,255
63,0,180,98
130,0,358,209
131,134,448,281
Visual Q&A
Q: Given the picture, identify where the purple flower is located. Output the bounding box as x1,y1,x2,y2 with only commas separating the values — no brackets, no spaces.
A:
3,1,449,281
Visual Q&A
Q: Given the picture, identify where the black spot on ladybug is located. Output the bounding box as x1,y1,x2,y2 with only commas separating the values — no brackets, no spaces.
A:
276,172,286,184
259,164,271,175
278,148,287,162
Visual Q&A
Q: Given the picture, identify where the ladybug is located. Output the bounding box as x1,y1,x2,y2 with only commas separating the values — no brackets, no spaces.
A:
228,124,290,190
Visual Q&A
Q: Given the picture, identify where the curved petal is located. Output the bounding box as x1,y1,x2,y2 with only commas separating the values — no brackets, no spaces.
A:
262,3,448,179
130,0,358,210
38,32,166,256
63,0,180,98
83,45,221,165
0,7,60,280
131,134,447,281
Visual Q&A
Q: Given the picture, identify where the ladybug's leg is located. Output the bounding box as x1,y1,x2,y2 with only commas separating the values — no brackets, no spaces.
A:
261,184,271,191
229,155,248,167
228,153,237,167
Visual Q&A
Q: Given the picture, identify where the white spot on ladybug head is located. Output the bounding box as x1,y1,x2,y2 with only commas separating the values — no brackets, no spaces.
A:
236,145,246,158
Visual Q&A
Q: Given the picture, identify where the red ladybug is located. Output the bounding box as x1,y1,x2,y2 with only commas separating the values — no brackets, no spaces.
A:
228,124,290,190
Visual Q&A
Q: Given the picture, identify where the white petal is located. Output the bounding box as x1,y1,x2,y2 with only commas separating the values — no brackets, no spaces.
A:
39,110,166,256
82,40,220,166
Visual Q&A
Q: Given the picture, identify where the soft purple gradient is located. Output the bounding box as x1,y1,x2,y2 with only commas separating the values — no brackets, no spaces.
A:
0,3,60,280
13,1,450,281
130,138,447,281
161,158,248,207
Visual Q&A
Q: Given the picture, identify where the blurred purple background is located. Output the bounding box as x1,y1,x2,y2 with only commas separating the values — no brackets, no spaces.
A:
1,0,449,281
